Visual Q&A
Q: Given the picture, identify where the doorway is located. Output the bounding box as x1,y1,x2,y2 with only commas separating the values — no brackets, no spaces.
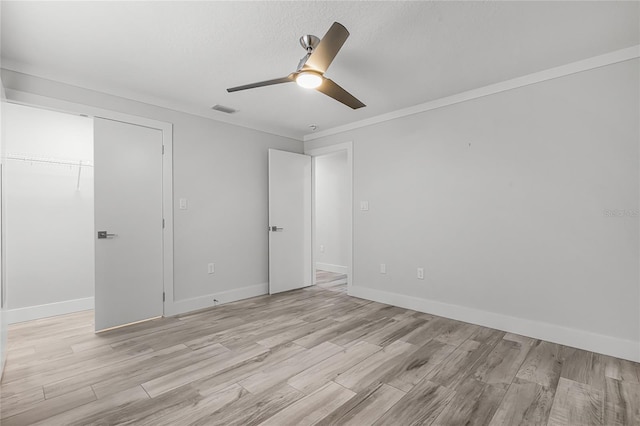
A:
2,100,174,330
4,103,95,323
306,142,353,293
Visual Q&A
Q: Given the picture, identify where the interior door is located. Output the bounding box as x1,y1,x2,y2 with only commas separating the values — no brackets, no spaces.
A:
94,118,164,331
268,149,312,294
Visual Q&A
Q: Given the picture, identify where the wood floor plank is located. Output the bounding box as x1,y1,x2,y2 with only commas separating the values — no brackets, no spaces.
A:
602,354,640,383
401,316,472,346
604,377,640,425
359,317,428,347
473,333,535,389
195,383,304,426
548,377,603,426
92,383,242,426
434,378,506,425
468,326,507,347
0,385,45,420
334,340,417,393
4,344,74,372
1,343,116,384
382,338,456,392
293,318,369,349
68,317,186,353
218,318,308,351
141,343,269,397
256,319,335,348
314,382,405,426
560,346,606,390
239,341,344,394
41,343,202,399
258,381,355,426
433,320,479,346
148,383,246,426
1,386,96,426
183,317,303,351
1,342,154,396
515,339,563,388
288,341,382,394
426,338,498,390
32,386,149,426
90,343,228,398
190,341,307,397
488,378,555,426
329,317,394,347
373,379,456,425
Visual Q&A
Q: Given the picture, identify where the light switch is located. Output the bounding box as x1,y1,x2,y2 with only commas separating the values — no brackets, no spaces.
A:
179,198,188,210
380,263,386,274
360,201,369,211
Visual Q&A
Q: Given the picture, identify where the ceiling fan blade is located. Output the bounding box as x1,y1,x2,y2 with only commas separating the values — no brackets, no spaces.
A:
316,78,365,109
304,22,349,73
227,75,293,92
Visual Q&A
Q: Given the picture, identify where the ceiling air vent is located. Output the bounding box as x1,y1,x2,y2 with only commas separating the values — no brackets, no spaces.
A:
211,104,237,114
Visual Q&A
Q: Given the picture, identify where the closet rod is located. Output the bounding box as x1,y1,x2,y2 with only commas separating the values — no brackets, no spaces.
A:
4,155,93,167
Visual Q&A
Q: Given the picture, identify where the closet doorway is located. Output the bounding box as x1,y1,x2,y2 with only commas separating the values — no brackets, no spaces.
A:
4,103,95,323
3,101,173,331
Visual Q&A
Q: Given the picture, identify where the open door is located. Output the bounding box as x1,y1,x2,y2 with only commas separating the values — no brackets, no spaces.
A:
268,149,312,294
94,118,164,331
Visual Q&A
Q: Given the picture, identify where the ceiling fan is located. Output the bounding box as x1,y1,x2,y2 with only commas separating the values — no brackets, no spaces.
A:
227,22,365,110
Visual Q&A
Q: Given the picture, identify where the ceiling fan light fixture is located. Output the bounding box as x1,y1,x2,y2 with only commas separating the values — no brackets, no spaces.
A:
296,71,323,89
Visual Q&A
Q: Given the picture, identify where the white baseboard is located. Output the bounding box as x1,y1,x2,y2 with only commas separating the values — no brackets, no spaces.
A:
316,263,348,274
349,286,640,363
165,283,268,317
7,297,94,324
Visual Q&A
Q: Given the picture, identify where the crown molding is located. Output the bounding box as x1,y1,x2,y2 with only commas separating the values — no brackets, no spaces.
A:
0,64,304,142
304,45,640,142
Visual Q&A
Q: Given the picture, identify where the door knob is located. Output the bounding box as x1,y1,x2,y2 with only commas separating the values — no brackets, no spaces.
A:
97,231,117,239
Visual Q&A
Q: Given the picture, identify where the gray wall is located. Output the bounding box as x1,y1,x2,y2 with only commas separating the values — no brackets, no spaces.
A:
1,69,303,313
306,59,640,360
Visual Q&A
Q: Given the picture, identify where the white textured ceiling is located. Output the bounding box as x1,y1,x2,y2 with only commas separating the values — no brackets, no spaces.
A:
2,1,639,140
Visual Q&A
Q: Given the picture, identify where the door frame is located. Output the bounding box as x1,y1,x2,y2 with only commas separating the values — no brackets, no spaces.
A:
5,90,174,317
304,141,353,294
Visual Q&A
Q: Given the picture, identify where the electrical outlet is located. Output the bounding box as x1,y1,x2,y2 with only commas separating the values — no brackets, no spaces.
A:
179,198,188,210
380,263,386,274
208,263,215,274
320,244,325,253
360,201,369,211
417,267,424,279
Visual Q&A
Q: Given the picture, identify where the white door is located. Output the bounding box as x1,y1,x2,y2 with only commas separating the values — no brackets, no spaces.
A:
94,118,164,331
268,149,312,294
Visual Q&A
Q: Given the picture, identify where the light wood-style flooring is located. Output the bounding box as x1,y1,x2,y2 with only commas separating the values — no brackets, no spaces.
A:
1,273,639,425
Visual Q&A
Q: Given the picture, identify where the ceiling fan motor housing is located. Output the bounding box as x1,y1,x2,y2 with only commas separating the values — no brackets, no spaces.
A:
299,35,320,52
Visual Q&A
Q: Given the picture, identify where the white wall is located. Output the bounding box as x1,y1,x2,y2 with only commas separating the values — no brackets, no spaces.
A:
0,70,303,315
4,103,94,321
315,151,348,273
305,59,640,362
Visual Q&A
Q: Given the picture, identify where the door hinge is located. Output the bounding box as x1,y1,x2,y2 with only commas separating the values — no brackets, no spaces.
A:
163,292,165,302
162,145,165,155
162,218,165,228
